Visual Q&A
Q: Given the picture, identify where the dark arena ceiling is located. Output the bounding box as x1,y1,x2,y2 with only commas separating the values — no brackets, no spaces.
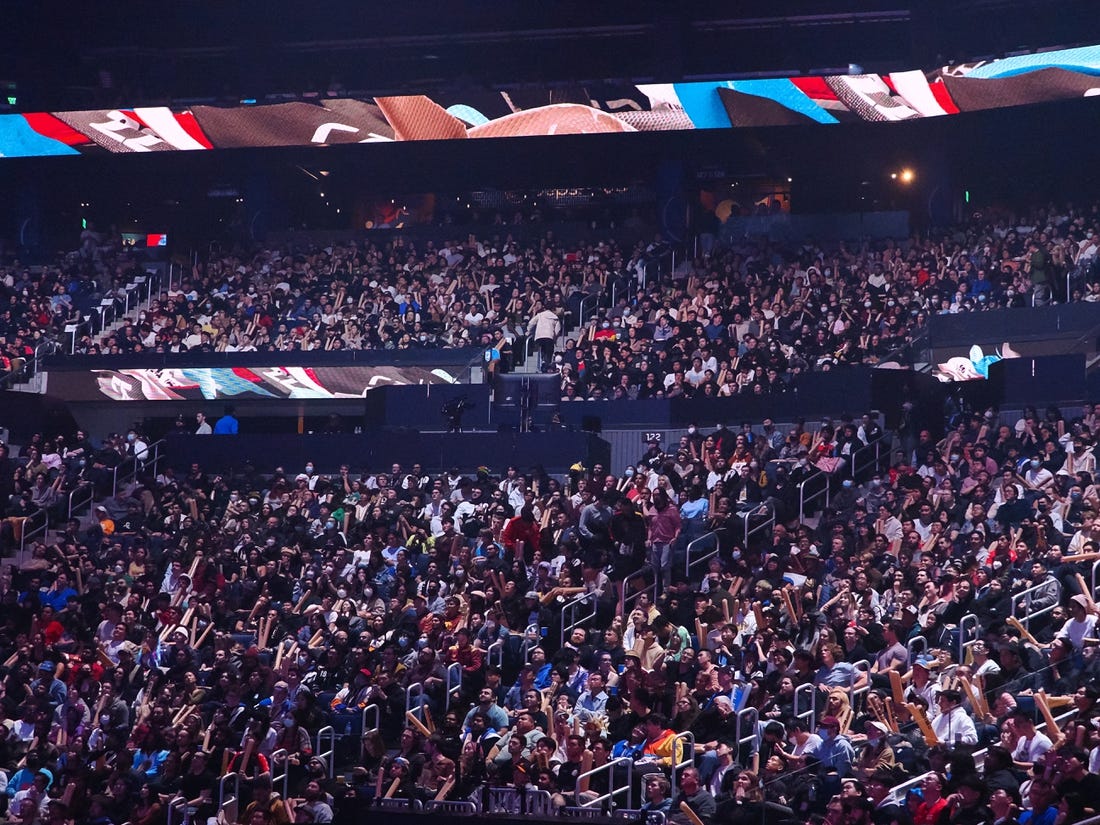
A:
4,0,1096,110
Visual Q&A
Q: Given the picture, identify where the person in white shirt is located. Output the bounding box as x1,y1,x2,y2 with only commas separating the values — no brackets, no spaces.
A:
930,689,977,745
1008,708,1052,770
1055,594,1098,650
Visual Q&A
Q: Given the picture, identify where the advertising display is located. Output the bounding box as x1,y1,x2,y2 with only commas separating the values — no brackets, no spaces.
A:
47,364,460,401
3,45,1100,157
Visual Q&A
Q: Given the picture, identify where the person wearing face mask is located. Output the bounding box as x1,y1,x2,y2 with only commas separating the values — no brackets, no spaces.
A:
297,462,320,491
222,490,250,525
809,715,854,779
852,720,896,781
1021,454,1055,501
125,428,149,465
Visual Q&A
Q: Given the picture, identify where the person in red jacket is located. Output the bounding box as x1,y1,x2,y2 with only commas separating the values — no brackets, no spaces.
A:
501,506,541,560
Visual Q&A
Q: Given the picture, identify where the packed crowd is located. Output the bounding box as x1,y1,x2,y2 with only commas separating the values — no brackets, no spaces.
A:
5,201,1100,393
2,396,1100,824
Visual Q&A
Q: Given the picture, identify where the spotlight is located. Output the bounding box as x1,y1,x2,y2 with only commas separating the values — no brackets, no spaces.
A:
899,169,914,184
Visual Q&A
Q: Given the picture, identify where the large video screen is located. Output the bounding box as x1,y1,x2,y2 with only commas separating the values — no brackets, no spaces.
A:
4,45,1100,157
47,365,460,401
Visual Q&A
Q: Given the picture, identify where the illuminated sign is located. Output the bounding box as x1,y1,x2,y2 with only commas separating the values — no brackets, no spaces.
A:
47,365,460,401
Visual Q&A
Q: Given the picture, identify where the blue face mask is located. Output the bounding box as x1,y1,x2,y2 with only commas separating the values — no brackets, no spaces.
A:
842,480,853,488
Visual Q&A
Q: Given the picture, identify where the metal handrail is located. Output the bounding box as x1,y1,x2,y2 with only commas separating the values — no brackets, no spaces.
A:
486,639,504,670
376,798,423,812
445,661,463,711
850,660,871,710
143,438,167,479
849,436,886,479
685,529,723,578
522,623,539,664
426,801,478,815
958,614,980,662
733,708,757,765
793,683,816,728
561,591,597,642
906,636,928,665
575,756,633,809
18,509,48,567
405,681,426,724
561,806,608,820
68,482,94,521
270,748,290,799
578,292,603,330
1010,578,1060,631
669,730,696,802
360,704,380,761
218,772,240,809
165,796,188,825
485,787,554,816
622,565,658,617
112,455,138,497
739,505,774,546
314,726,335,778
1091,558,1100,602
797,468,830,523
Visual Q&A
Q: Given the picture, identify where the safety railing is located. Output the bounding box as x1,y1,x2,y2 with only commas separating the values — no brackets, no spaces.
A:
18,508,48,567
562,806,609,820
733,708,757,767
376,798,423,812
578,293,603,330
360,704,380,761
848,436,886,480
112,455,138,497
486,639,504,670
739,505,774,547
165,796,188,825
959,614,980,662
143,438,167,479
575,756,633,810
850,661,871,711
315,726,335,778
887,770,933,805
406,681,426,725
1009,579,1060,631
485,787,555,816
426,801,478,815
906,636,928,665
622,565,657,617
561,592,597,642
685,529,723,578
669,730,696,802
218,772,239,810
1091,558,1100,602
615,812,666,825
445,661,463,711
793,682,816,729
67,482,94,521
797,468,830,523
522,623,539,664
520,335,539,372
270,748,290,799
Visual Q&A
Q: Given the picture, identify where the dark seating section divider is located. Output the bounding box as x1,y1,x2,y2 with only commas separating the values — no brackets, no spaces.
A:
166,430,611,476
